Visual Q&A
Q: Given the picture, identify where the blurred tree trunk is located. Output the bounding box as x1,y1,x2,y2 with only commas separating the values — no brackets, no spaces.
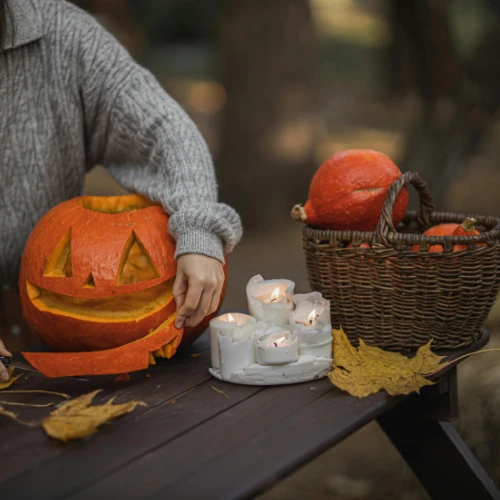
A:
387,0,461,204
218,0,318,232
388,0,500,206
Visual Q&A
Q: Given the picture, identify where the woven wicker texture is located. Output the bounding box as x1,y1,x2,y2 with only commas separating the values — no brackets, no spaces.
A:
302,172,500,350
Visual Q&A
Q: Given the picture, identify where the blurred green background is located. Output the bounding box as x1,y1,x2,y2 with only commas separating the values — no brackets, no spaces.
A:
74,1,500,498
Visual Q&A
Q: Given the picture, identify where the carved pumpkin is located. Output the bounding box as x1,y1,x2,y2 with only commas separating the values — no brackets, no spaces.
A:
291,150,409,231
19,195,226,377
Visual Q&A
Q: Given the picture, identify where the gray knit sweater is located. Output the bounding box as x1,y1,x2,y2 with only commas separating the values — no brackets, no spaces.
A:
0,0,242,285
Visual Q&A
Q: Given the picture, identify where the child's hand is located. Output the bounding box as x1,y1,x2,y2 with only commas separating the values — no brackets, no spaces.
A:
174,254,225,329
0,340,12,382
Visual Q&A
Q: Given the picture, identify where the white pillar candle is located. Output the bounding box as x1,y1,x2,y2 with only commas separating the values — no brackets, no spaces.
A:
219,333,256,381
289,292,332,358
293,321,332,358
290,292,330,325
209,313,256,369
246,274,295,325
255,326,299,366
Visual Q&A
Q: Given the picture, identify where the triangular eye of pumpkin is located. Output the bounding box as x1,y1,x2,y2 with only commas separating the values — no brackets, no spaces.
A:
118,231,159,285
43,229,73,278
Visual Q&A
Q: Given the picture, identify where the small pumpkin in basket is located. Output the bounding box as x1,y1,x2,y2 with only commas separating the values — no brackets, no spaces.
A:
19,195,226,377
291,149,409,231
411,217,485,253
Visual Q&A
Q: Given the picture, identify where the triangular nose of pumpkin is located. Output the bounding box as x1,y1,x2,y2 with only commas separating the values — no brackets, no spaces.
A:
83,273,96,288
117,231,159,285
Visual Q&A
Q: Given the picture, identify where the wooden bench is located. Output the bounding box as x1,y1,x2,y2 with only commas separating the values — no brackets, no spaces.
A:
0,329,498,500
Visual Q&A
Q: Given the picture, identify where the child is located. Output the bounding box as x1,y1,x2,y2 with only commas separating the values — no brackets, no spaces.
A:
0,0,243,380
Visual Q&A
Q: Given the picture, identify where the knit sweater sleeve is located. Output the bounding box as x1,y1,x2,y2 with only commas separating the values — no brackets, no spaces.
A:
76,14,242,263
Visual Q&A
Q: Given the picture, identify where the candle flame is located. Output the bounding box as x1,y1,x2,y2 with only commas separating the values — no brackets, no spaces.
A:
270,287,281,302
307,309,317,325
227,313,236,323
275,336,286,346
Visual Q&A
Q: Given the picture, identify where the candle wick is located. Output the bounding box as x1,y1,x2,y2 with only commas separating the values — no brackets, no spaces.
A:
273,342,278,347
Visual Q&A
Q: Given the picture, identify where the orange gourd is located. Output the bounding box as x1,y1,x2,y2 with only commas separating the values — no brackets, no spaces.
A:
411,218,483,252
19,195,226,377
292,149,409,231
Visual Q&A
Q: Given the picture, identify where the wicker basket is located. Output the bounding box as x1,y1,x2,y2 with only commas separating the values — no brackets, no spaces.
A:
301,172,500,350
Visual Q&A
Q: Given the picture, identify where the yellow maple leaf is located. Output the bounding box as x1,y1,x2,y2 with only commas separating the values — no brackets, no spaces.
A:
42,390,146,442
328,328,448,398
0,368,22,390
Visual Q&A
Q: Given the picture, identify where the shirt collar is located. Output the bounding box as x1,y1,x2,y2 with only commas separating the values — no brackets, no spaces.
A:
2,0,43,51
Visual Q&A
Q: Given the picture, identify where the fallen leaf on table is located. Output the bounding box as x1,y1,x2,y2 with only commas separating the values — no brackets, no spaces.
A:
210,385,229,399
114,373,130,382
328,328,446,398
190,353,201,358
0,368,22,390
42,390,146,442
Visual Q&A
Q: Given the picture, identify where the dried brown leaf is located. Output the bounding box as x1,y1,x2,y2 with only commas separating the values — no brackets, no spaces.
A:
328,328,446,398
42,390,146,442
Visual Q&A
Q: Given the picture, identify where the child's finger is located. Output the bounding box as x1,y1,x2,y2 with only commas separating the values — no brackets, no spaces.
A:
0,340,12,358
0,362,10,382
208,282,223,316
173,271,187,310
185,288,214,328
175,279,204,329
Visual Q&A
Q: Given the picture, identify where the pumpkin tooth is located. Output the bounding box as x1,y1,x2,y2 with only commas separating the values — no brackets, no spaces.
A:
164,344,175,359
173,335,182,348
149,353,156,365
153,349,165,358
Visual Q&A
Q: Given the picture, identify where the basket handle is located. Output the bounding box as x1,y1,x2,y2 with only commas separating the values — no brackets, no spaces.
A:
375,172,436,246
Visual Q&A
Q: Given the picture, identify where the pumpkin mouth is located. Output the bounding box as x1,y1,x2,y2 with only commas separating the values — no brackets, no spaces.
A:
25,278,175,322
79,194,159,214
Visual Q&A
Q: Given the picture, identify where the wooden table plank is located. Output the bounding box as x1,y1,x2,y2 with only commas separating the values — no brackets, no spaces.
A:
65,330,491,500
2,344,263,499
0,338,212,487
150,389,401,500
66,380,366,500
0,330,491,500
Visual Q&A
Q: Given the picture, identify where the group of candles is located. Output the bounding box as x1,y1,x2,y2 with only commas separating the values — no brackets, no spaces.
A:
209,275,333,382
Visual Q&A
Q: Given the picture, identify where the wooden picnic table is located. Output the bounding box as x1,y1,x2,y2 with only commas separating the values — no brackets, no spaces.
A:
0,328,498,500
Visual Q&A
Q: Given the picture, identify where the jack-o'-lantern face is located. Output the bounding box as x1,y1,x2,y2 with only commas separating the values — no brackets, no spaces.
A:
20,195,179,353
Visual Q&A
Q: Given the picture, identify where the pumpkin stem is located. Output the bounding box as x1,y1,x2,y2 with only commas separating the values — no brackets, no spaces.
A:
291,204,307,222
461,217,477,233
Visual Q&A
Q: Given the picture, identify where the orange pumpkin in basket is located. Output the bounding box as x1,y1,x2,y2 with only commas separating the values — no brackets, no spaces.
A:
411,218,484,253
291,149,409,231
19,195,226,377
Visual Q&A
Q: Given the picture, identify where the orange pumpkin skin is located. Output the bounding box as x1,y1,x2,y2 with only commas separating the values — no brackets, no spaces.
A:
19,195,178,353
299,150,408,231
346,242,371,249
452,218,486,250
411,223,459,252
23,313,183,377
410,222,484,253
